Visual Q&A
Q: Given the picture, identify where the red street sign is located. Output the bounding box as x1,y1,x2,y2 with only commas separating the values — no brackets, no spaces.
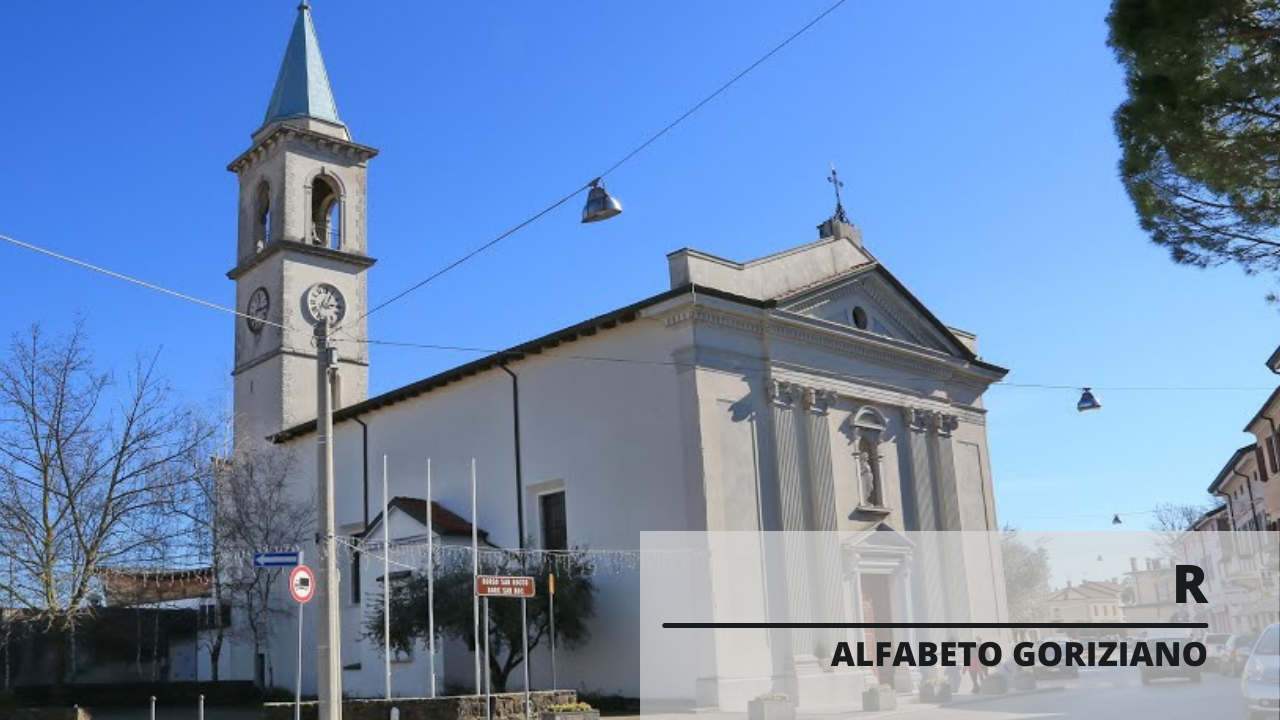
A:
475,575,536,598
290,565,315,604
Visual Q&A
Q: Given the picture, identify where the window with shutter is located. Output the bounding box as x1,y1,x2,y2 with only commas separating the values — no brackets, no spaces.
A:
540,491,568,551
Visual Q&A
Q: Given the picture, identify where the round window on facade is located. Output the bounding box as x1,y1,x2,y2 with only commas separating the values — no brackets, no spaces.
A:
851,306,869,329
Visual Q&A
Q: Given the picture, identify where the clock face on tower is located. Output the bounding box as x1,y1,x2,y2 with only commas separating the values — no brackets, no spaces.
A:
303,283,346,325
245,287,269,333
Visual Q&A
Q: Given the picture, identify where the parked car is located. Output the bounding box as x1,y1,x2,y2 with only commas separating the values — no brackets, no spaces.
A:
1138,638,1201,685
1032,641,1081,679
1242,623,1279,720
1225,634,1260,677
1202,633,1233,672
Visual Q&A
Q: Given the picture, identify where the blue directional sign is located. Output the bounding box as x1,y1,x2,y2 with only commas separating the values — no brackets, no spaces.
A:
253,551,301,568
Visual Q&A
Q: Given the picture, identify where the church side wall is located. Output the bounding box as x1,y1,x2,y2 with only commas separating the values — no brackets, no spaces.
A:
249,318,695,699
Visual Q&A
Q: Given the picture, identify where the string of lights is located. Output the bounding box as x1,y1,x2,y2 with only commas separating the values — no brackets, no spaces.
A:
329,535,704,577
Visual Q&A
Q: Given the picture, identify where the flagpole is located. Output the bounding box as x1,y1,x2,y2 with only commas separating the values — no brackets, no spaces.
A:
426,458,437,698
472,458,481,696
383,455,391,701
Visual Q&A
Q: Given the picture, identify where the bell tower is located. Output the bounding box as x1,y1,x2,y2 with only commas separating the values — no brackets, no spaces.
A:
228,2,377,450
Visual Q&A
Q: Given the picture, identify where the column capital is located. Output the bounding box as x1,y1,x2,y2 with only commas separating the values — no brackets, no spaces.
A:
767,378,800,406
932,412,959,437
907,408,959,436
802,387,838,414
907,407,932,432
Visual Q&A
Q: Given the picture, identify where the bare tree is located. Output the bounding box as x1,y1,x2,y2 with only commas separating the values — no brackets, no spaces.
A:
165,427,231,681
1000,525,1052,642
1149,501,1214,560
215,446,312,689
0,322,213,687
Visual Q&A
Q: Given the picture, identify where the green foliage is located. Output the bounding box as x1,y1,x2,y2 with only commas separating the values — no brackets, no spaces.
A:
364,544,597,692
1107,0,1280,299
546,702,595,712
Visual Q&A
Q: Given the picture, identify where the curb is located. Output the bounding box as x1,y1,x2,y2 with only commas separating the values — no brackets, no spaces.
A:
940,684,1067,707
804,684,1071,718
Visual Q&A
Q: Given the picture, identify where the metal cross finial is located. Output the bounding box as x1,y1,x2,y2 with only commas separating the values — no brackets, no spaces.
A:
828,165,849,222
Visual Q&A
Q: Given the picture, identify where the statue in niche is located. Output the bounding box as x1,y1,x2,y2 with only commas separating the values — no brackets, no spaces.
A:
857,437,883,507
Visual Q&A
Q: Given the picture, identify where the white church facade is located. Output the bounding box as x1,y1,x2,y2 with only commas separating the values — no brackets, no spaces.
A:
211,4,1012,709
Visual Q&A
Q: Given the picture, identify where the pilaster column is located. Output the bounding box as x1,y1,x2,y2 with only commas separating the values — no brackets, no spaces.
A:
905,408,937,530
930,414,972,624
803,388,839,533
930,413,962,532
803,388,843,658
903,408,947,637
898,559,924,690
769,380,814,660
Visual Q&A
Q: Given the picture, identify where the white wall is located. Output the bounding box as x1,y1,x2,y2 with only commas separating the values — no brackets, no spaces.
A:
252,317,696,698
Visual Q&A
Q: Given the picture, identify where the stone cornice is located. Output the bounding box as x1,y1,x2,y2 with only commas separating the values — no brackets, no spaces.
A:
227,125,379,175
768,374,985,427
659,302,1002,389
227,240,377,280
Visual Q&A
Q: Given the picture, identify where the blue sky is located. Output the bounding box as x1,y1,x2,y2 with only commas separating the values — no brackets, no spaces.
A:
0,1,1274,533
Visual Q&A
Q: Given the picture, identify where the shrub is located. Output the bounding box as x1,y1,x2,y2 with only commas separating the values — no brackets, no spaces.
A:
547,702,595,713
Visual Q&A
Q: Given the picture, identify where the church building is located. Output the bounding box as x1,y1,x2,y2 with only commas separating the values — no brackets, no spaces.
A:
215,4,1011,709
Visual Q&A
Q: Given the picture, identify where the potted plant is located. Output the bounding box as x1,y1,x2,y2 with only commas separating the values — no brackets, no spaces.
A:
747,692,794,720
862,683,897,711
918,676,952,702
980,672,1009,695
1014,667,1038,691
541,702,600,720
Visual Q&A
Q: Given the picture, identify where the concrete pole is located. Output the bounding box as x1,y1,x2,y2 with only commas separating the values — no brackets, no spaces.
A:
315,321,343,720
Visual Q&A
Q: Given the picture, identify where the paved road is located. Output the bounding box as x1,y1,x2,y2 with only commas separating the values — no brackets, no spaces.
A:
73,668,1259,720
895,666,1251,719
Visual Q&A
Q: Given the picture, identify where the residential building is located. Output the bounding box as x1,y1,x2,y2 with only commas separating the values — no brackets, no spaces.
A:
1043,579,1125,637
1123,557,1183,629
1207,448,1279,633
1244,383,1280,529
1173,506,1236,634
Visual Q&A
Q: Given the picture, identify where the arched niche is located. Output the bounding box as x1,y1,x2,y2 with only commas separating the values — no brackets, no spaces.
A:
849,405,889,509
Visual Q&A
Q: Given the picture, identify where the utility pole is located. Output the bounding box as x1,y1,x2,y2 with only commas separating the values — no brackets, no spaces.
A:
315,319,343,720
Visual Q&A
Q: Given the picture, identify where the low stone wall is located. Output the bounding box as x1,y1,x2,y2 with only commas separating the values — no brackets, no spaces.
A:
0,709,92,720
264,690,577,720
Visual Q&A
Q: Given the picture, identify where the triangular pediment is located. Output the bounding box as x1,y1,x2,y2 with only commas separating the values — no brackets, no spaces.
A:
777,264,972,359
842,523,916,551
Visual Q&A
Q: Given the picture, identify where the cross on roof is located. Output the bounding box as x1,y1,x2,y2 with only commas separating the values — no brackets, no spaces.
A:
828,165,849,222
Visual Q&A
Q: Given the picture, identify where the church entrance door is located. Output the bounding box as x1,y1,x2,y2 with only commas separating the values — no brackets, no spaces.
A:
860,574,895,688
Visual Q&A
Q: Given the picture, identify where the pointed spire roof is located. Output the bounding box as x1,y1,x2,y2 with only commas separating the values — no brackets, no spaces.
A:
261,2,346,136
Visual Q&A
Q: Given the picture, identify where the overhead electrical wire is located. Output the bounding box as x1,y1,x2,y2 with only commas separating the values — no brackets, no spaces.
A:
0,232,287,331
330,336,1274,393
0,230,1272,395
353,0,856,325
